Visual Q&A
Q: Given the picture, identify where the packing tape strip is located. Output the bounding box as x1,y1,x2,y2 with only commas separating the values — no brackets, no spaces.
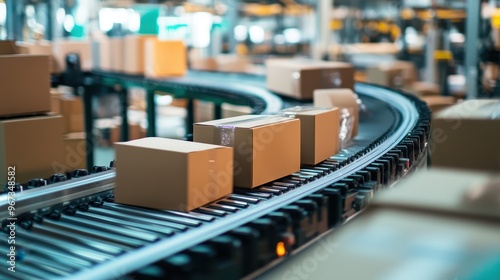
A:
279,106,332,118
213,116,291,147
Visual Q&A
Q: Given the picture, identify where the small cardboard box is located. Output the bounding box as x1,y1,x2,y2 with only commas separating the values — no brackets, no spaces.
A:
216,55,249,73
62,132,87,171
16,41,55,73
281,108,340,165
366,60,417,88
266,59,355,100
0,40,17,54
190,57,218,71
404,81,440,96
145,39,187,77
0,115,64,184
115,138,233,211
123,35,155,74
60,96,84,133
430,100,500,172
313,88,359,137
50,89,64,113
194,115,301,188
109,37,124,72
0,55,50,117
52,40,92,73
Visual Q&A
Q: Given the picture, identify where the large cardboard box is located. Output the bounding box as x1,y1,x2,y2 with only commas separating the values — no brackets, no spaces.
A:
266,59,354,100
0,55,50,117
60,96,84,133
52,40,92,73
194,115,301,188
145,39,187,77
281,107,340,165
123,35,155,74
115,138,233,211
62,132,87,171
366,60,417,88
109,37,124,72
16,41,55,73
0,115,64,184
313,88,359,137
0,40,17,54
430,100,500,172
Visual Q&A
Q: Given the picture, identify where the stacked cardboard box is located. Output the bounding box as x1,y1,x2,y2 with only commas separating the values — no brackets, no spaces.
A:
0,41,65,184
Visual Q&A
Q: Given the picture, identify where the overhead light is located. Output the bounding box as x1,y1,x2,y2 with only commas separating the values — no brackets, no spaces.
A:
63,14,75,32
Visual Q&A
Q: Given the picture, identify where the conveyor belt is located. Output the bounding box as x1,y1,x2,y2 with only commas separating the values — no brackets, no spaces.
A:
0,72,430,279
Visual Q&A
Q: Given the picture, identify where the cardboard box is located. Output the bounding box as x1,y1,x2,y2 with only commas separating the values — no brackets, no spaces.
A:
194,115,301,188
109,37,124,72
313,88,359,137
0,55,50,117
110,123,146,143
281,108,340,165
0,115,64,184
91,38,111,71
404,81,440,96
62,132,87,171
366,60,417,88
420,96,455,113
0,40,17,54
16,41,55,73
266,59,354,100
493,28,500,50
123,35,155,74
50,89,64,113
60,96,84,133
145,39,187,77
222,104,252,118
430,100,500,172
52,40,92,73
191,57,218,71
115,138,233,211
216,55,249,73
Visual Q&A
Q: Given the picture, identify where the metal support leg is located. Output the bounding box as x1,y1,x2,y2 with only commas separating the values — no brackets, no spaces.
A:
146,89,156,137
119,88,129,142
186,99,195,135
465,0,481,99
82,88,94,171
214,103,222,120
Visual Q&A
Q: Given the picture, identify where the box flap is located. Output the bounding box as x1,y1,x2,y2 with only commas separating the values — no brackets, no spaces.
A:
435,100,500,120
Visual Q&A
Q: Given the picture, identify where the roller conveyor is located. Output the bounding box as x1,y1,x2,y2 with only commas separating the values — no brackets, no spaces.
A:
1,72,430,279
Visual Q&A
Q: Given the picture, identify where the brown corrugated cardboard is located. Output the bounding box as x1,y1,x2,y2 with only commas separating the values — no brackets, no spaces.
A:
0,55,50,117
16,41,55,73
91,38,111,71
110,123,146,143
145,39,187,77
0,40,17,54
194,115,301,188
430,100,500,172
420,96,455,113
60,96,84,133
494,28,500,49
109,37,124,72
50,89,64,113
0,115,64,184
266,59,355,100
282,108,340,165
403,81,440,96
115,137,233,211
123,35,155,74
216,55,249,73
366,60,417,88
62,132,87,171
52,40,92,73
190,57,218,71
313,88,359,137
